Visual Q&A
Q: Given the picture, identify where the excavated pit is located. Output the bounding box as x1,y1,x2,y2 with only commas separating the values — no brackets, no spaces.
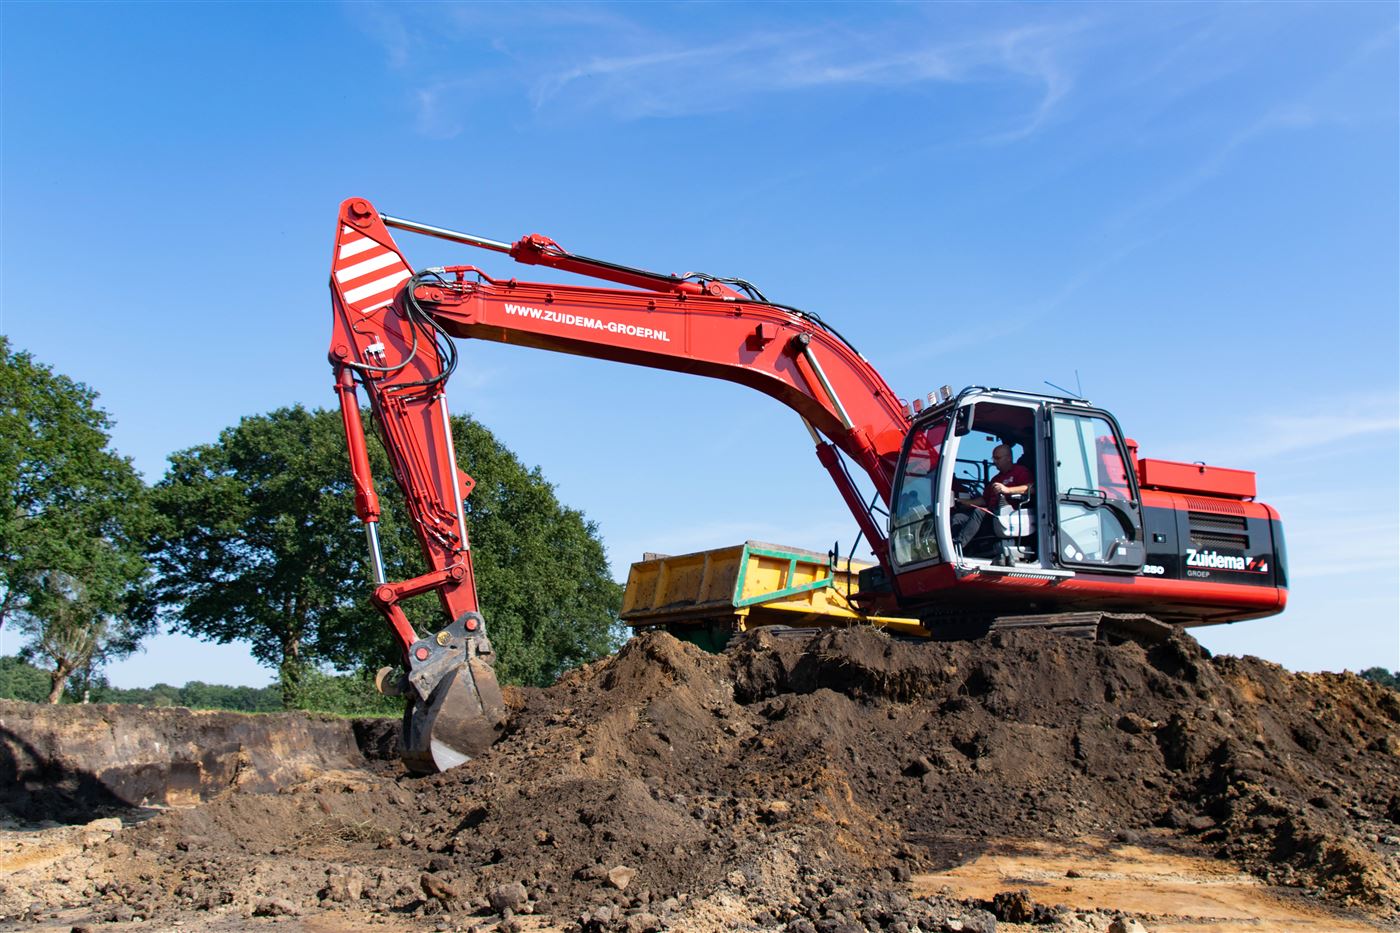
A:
0,700,365,819
2,628,1398,932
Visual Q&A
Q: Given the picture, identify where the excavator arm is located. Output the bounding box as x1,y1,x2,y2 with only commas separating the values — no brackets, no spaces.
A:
328,197,911,771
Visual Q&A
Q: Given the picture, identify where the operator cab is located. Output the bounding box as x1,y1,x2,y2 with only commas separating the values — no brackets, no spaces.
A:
889,388,1146,580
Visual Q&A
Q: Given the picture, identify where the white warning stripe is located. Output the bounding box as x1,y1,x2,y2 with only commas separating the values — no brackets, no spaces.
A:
338,236,378,260
335,249,401,284
343,268,412,305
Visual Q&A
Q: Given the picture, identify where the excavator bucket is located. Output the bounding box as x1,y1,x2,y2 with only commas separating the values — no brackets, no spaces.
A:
396,613,507,774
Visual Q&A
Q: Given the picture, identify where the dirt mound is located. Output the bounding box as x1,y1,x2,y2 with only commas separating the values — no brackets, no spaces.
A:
3,627,1397,931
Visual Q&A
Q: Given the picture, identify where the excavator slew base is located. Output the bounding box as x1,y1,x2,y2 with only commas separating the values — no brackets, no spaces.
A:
398,613,506,774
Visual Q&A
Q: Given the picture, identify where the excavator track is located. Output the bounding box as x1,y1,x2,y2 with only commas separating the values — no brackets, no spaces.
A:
989,611,1177,645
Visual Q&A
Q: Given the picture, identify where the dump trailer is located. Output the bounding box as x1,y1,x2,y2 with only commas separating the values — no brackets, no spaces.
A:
620,541,926,650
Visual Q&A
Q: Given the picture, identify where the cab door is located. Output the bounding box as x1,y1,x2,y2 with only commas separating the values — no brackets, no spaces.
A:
888,411,953,568
1048,408,1146,572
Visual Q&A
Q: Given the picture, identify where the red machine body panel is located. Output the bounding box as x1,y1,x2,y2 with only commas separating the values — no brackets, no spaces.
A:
892,558,1285,626
1138,458,1257,499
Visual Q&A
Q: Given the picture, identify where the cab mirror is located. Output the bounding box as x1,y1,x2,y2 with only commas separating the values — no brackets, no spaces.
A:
954,404,975,436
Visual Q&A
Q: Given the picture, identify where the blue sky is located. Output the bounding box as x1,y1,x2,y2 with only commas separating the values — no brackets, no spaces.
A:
2,2,1396,686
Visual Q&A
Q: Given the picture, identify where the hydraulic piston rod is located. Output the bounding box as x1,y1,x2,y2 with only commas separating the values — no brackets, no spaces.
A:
380,213,514,254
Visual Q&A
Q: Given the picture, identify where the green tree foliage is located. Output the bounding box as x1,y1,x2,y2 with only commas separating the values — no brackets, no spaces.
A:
360,415,624,687
149,406,621,706
0,655,50,702
1,650,400,714
292,667,400,716
0,654,378,714
1361,667,1398,689
0,338,152,702
87,679,284,712
147,407,369,708
0,654,283,711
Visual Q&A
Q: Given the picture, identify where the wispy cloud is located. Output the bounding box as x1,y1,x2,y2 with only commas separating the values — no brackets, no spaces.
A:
1100,22,1400,241
348,4,1092,140
879,222,1158,369
345,2,414,69
883,19,1400,370
525,19,1083,133
1192,392,1400,465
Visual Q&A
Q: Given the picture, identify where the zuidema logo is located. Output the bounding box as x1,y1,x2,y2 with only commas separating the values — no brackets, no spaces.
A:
1185,549,1269,573
502,303,671,343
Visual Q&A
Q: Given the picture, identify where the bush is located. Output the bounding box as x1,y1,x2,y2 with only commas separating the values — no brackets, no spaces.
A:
292,667,400,717
0,655,50,702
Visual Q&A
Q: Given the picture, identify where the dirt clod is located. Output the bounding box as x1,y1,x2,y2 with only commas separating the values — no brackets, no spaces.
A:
605,866,636,891
989,888,1035,922
489,880,528,912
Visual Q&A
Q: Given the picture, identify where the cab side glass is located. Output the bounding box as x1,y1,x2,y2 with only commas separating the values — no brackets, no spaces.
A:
1052,412,1142,567
892,418,949,566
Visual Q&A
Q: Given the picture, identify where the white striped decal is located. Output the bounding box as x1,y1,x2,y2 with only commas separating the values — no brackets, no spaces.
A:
335,226,412,314
343,268,412,305
336,249,401,284
338,236,378,260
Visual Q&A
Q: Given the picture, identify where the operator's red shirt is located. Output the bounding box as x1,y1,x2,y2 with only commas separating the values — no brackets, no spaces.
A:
986,464,1032,510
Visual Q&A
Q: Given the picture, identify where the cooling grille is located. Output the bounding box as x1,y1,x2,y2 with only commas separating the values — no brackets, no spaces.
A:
1188,510,1248,532
1190,529,1250,550
1185,495,1247,516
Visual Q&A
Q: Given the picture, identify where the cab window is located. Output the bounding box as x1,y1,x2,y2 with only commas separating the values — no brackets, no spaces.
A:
1051,413,1132,500
891,417,948,565
1050,411,1143,569
953,432,1026,498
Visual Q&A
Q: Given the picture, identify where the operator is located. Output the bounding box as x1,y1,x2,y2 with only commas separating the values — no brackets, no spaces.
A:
951,444,1033,552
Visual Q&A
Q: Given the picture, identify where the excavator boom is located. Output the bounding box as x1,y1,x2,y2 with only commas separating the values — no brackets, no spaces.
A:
328,198,913,771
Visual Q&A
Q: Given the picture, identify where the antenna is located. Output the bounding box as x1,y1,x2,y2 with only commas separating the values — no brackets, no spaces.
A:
1044,370,1084,399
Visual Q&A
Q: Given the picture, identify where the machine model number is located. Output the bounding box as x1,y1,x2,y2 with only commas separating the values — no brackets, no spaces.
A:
1141,564,1166,576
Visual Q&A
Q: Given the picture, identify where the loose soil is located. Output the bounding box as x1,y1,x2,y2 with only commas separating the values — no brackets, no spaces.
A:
2,626,1398,932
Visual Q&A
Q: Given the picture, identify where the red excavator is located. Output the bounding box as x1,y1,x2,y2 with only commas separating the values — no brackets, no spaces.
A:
327,198,1287,772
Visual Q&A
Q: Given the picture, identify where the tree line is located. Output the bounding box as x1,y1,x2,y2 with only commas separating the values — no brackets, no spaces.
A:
0,654,404,714
1363,668,1399,689
0,338,622,709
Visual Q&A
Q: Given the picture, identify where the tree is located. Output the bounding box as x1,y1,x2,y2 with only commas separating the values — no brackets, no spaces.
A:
1361,668,1398,690
149,406,622,706
0,338,152,702
336,414,624,687
147,407,368,707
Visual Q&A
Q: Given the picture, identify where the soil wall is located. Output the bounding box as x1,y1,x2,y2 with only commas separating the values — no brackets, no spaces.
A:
0,699,365,820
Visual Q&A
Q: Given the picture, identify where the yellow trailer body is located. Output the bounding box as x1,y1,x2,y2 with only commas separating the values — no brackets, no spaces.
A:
621,541,925,649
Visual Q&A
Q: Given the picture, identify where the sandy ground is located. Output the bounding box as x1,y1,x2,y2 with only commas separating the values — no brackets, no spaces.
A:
915,836,1392,931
